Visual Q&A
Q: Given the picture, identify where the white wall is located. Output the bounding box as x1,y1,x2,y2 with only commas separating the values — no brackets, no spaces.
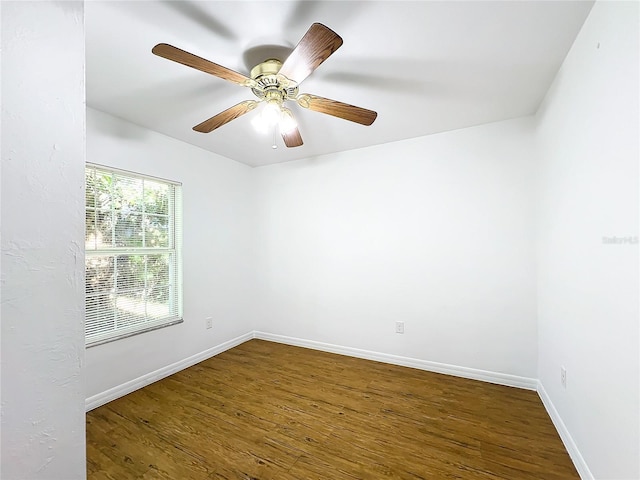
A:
254,117,538,378
1,2,86,479
535,2,639,479
85,108,257,399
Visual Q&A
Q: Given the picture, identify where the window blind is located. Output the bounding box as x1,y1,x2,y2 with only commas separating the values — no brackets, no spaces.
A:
85,164,183,347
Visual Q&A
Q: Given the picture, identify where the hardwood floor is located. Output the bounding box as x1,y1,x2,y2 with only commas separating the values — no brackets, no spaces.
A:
86,339,579,479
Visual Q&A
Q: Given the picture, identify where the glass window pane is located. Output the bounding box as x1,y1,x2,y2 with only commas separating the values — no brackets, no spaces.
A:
114,175,143,213
115,255,146,293
86,255,114,295
86,295,115,335
114,212,143,248
85,169,96,209
144,214,169,247
147,285,170,320
85,209,97,250
94,172,114,211
95,209,114,248
146,254,170,297
144,181,169,215
115,290,147,327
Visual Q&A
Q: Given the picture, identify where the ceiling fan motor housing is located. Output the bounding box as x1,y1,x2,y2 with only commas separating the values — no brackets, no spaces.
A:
250,59,298,104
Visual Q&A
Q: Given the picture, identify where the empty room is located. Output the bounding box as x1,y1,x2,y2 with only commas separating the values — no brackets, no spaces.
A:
1,1,638,479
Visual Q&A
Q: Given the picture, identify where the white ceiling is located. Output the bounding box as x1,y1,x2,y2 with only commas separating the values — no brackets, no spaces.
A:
86,1,593,167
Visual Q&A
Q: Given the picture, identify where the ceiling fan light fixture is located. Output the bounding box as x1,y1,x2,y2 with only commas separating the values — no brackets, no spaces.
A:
250,109,268,134
251,100,282,134
263,100,282,125
252,99,299,136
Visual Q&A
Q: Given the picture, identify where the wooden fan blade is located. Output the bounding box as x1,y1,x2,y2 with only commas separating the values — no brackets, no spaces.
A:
282,126,303,148
297,94,377,126
278,23,343,84
193,100,258,133
152,43,254,87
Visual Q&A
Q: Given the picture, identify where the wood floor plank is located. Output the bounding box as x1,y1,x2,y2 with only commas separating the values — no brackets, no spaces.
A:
87,339,579,479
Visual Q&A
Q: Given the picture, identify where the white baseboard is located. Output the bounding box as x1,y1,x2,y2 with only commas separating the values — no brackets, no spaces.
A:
85,331,253,411
253,331,538,390
537,381,593,480
85,330,536,412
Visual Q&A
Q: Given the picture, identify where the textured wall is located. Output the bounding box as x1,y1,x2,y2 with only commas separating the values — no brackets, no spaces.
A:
1,1,86,479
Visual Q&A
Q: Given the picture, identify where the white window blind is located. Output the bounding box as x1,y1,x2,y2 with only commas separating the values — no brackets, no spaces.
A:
85,164,183,347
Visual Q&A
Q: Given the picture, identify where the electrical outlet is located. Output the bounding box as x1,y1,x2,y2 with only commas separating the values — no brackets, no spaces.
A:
395,321,405,334
560,366,566,388
206,317,213,329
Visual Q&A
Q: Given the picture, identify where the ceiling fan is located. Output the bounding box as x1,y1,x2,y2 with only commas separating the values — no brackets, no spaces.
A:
152,23,377,148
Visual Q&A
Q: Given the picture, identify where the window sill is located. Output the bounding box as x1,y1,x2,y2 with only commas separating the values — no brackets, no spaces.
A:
86,318,184,348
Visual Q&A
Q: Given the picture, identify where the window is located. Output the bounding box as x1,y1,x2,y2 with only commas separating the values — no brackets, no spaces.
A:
85,164,182,347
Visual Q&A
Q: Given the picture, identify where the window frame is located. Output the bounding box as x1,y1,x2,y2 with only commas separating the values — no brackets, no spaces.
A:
85,163,183,348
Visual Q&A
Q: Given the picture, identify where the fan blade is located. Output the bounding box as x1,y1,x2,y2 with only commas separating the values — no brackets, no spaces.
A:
297,94,377,126
152,43,255,87
278,23,343,84
193,100,258,133
282,126,303,148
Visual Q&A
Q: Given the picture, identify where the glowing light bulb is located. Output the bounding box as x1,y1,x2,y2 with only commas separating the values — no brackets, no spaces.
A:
252,100,283,134
279,108,297,134
251,112,269,134
262,100,281,126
